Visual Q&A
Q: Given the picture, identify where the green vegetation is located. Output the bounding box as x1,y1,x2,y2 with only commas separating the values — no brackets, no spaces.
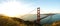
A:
51,20,60,26
0,15,20,26
43,20,60,26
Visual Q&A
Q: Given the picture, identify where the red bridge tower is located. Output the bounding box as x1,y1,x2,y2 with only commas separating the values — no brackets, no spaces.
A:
36,7,40,24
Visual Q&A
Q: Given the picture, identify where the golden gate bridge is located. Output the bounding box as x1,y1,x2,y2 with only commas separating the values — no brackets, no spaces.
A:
21,7,55,26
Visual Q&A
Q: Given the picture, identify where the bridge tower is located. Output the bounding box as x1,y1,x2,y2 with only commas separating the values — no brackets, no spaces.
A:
36,7,40,24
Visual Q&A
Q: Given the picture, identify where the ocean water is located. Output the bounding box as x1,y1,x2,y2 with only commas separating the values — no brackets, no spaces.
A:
41,14,60,24
21,14,60,24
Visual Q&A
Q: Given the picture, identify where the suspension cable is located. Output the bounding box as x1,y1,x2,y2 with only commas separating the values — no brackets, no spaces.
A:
21,8,36,18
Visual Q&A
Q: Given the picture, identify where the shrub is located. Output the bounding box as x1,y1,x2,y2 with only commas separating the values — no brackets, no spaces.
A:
0,15,20,26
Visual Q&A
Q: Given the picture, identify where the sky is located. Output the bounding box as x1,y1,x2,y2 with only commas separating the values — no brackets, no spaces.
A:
40,0,60,14
0,0,60,17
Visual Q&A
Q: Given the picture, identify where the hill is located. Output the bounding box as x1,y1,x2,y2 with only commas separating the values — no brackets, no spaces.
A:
0,15,20,26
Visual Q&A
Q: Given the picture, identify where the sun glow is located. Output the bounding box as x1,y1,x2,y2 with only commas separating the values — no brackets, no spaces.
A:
0,1,30,17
